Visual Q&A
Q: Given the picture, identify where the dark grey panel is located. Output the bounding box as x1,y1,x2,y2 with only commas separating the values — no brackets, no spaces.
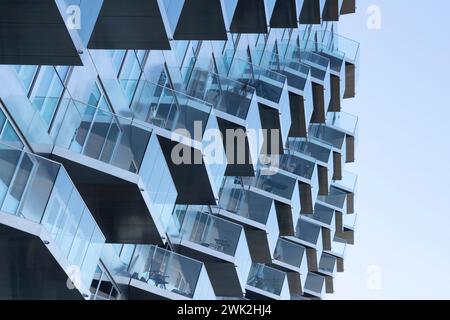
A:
174,0,227,40
158,136,216,205
88,0,170,49
322,0,339,21
0,0,81,65
270,0,298,28
299,0,321,24
340,0,355,15
288,92,308,137
230,0,268,34
0,224,83,300
52,155,164,245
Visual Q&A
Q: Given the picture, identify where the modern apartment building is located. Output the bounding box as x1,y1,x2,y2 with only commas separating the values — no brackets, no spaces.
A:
0,0,359,300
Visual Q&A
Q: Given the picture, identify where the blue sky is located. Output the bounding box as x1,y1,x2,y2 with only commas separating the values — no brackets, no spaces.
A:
328,0,450,299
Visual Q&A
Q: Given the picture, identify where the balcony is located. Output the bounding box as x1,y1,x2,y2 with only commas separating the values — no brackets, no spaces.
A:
88,0,170,49
183,67,262,176
332,170,357,214
301,203,336,248
216,177,279,263
0,0,83,65
246,263,290,300
287,137,333,195
222,54,291,150
318,253,337,293
326,111,358,163
270,0,303,28
127,245,216,299
279,151,319,213
284,219,323,272
253,49,313,138
230,0,276,34
0,142,104,299
129,80,227,204
299,0,325,24
309,123,347,179
303,272,325,299
317,186,348,214
272,238,308,295
47,97,182,244
337,212,357,245
280,42,331,124
172,206,252,297
324,237,346,272
161,0,228,40
317,31,360,98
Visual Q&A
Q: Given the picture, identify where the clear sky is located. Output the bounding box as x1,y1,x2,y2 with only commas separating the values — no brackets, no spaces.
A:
327,0,450,300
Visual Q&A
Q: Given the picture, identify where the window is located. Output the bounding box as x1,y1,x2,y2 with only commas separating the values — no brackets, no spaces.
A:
13,65,38,92
30,66,65,128
118,51,143,103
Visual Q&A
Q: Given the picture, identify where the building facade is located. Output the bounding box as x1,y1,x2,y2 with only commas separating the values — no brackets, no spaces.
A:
0,0,359,300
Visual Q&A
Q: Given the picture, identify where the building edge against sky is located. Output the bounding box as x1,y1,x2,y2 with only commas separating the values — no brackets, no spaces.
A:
0,0,359,300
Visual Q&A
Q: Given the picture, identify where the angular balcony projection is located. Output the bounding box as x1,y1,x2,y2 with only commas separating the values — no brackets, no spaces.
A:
318,253,337,293
317,185,348,215
88,0,170,49
280,42,331,124
216,177,279,263
48,98,177,244
252,49,313,138
317,31,360,99
130,80,226,204
301,202,336,250
287,137,334,195
332,170,357,214
0,142,104,299
162,0,227,40
337,212,357,245
222,54,291,152
278,151,319,213
230,0,276,34
182,67,262,176
0,0,82,65
172,206,251,297
326,111,358,163
246,263,290,300
303,272,325,299
270,0,303,28
126,245,216,299
284,219,323,272
272,238,308,296
299,0,325,24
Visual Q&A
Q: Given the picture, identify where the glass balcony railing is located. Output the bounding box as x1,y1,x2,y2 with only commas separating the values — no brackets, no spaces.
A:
128,245,208,299
51,97,152,173
304,272,325,298
333,170,357,193
302,40,346,75
223,53,287,105
279,41,330,83
317,186,347,211
0,142,105,292
326,111,359,137
174,206,244,258
273,238,306,270
278,152,317,182
309,124,346,151
287,138,333,165
183,67,256,120
294,219,322,248
316,30,360,65
219,177,274,225
303,203,335,227
247,263,286,296
128,80,213,141
344,213,357,230
242,167,297,201
319,253,337,275
328,238,347,258
252,49,311,93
